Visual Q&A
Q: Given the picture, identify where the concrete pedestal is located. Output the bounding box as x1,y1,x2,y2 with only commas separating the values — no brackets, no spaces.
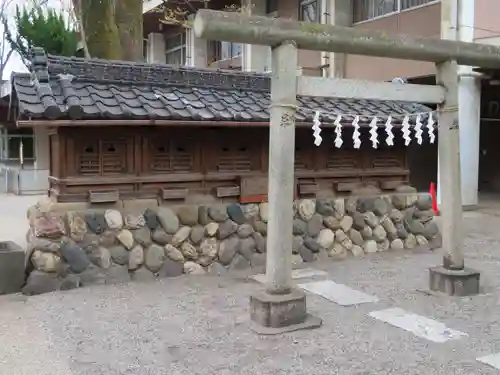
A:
250,288,322,335
0,241,25,295
429,266,480,296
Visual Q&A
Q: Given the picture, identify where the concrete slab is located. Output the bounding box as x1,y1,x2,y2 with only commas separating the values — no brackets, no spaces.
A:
369,307,469,343
250,268,327,284
298,280,379,306
477,353,500,370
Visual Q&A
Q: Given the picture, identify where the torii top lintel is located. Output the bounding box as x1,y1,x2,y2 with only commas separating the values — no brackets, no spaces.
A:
193,9,500,70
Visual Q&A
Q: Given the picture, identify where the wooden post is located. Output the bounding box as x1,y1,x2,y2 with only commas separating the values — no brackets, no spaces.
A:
265,41,297,294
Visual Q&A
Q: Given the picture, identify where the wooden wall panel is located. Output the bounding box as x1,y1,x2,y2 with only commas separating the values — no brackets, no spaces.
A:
52,125,410,203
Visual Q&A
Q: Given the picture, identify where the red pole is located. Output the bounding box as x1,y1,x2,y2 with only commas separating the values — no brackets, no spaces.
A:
430,182,440,216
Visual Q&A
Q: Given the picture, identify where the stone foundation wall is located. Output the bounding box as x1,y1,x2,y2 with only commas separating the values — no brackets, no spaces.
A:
23,188,441,295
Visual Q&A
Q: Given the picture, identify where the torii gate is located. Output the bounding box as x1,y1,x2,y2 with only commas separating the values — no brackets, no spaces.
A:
194,5,497,334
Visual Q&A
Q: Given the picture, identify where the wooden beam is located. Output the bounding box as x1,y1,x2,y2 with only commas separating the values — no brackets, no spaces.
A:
194,10,500,68
16,120,272,128
19,119,423,128
297,76,445,104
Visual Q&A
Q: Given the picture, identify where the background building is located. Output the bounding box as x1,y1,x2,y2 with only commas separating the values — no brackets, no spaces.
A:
142,0,491,209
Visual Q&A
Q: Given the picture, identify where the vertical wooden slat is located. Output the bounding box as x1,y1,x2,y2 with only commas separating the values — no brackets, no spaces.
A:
126,136,135,174
249,129,261,171
198,128,208,185
50,132,60,178
190,129,202,173
59,131,67,178
142,132,149,174
361,142,372,170
134,132,142,175
314,130,328,171
66,134,76,177
261,128,269,173
98,139,103,175
204,129,217,172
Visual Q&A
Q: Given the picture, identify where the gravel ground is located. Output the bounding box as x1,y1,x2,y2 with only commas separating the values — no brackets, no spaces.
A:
1,211,500,375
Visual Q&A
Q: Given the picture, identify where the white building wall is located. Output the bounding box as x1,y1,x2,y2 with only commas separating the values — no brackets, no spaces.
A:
241,0,271,72
437,0,481,209
146,33,166,64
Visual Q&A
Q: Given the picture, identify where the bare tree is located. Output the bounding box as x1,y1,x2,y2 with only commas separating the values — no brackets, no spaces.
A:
70,0,90,58
0,0,15,79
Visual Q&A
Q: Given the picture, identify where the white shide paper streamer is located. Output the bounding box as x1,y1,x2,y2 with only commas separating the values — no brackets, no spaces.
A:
401,115,411,146
334,114,343,148
369,117,379,149
415,114,423,145
385,115,394,146
308,110,436,148
427,112,435,144
312,111,322,146
352,115,361,149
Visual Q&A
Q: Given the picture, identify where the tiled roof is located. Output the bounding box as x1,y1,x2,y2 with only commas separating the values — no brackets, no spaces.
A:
10,48,432,123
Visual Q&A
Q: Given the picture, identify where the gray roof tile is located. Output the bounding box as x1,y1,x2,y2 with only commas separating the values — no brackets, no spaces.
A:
10,48,433,124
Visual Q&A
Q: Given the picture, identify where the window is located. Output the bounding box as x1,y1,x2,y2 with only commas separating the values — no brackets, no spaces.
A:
353,0,437,23
222,42,242,59
165,33,186,66
208,41,242,62
400,0,436,10
353,0,397,22
299,0,320,22
0,128,35,162
207,40,221,63
266,0,278,14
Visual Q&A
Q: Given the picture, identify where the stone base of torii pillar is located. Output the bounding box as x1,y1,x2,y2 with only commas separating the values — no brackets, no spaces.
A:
429,266,480,296
249,289,322,335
